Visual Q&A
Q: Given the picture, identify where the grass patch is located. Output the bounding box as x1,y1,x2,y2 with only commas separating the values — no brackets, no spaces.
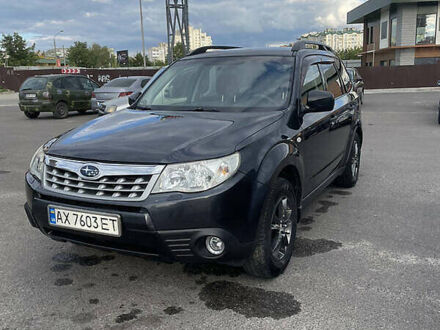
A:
0,86,7,93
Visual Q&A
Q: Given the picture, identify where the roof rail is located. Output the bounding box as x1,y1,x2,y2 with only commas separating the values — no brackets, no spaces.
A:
187,46,241,56
291,40,335,54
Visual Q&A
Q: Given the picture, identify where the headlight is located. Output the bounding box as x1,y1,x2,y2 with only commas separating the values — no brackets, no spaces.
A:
107,105,117,113
152,153,240,193
30,145,45,181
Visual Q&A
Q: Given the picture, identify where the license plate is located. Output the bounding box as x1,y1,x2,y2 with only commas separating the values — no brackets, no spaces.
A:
26,93,36,98
48,206,121,237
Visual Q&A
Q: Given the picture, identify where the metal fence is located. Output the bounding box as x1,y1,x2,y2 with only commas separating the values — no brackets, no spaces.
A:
0,67,160,92
357,64,440,89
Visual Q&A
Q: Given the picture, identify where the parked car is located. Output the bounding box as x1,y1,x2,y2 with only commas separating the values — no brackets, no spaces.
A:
91,76,151,112
98,69,167,115
18,74,99,119
24,43,362,278
347,67,365,105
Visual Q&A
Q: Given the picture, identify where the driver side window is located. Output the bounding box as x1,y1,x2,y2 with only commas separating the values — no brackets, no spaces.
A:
301,64,324,105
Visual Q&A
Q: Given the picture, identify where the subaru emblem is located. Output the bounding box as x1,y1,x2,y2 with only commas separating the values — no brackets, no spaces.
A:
80,165,100,179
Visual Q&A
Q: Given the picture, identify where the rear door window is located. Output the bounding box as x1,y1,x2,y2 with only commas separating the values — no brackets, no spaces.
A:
52,78,64,89
140,79,150,88
63,77,82,90
301,64,324,105
78,77,94,90
335,60,352,92
20,77,48,91
319,63,344,98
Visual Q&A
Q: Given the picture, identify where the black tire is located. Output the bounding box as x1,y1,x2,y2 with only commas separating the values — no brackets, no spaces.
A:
53,102,69,119
77,109,87,115
334,133,361,188
24,111,40,119
244,178,298,278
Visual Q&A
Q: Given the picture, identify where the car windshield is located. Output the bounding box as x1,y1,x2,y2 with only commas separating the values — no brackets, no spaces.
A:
20,77,48,91
136,56,294,112
105,78,136,88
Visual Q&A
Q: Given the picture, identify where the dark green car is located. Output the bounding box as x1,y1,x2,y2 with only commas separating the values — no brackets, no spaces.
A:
18,74,99,119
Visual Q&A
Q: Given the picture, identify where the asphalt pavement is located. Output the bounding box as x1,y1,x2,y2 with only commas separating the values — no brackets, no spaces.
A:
0,91,439,329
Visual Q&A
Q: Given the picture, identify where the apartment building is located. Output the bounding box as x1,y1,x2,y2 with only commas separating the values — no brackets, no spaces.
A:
299,28,363,51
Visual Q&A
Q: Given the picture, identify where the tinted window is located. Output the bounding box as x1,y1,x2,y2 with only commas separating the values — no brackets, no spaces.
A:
390,18,397,46
78,77,93,90
301,64,324,105
335,60,352,92
63,77,81,89
137,56,294,112
319,63,343,98
105,78,136,88
140,79,150,88
52,78,63,89
20,77,48,91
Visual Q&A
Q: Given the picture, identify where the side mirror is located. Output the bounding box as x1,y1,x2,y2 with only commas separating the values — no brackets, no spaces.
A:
128,91,142,106
306,90,335,113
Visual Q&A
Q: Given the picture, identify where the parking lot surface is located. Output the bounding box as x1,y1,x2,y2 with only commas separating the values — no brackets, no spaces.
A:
0,92,439,329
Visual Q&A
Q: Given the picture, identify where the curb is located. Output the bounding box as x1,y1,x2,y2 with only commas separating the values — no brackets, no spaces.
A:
365,87,440,94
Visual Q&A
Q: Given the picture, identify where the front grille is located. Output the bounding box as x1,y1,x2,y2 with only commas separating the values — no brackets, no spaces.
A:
43,156,164,201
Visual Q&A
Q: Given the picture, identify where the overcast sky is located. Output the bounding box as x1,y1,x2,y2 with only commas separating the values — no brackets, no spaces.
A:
0,0,364,54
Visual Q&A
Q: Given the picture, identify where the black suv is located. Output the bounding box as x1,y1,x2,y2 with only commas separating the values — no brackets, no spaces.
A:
24,42,362,278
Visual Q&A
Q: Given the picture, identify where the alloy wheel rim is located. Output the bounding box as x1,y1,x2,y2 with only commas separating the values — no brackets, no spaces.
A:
270,196,294,261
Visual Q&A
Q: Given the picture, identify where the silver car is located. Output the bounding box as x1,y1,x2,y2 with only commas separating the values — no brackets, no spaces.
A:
91,76,151,111
97,67,168,115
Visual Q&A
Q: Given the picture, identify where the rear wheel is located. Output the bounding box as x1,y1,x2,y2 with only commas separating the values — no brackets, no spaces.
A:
24,111,40,119
334,133,361,188
244,178,297,278
53,102,69,119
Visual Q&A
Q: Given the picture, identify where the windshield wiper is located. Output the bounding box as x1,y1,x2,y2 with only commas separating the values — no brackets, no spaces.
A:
135,105,152,110
190,107,220,112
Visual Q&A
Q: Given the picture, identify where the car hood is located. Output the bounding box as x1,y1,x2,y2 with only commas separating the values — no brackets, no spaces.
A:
47,109,283,164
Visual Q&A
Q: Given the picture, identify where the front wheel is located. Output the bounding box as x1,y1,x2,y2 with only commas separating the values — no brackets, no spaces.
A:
24,111,40,119
334,133,361,188
244,178,297,278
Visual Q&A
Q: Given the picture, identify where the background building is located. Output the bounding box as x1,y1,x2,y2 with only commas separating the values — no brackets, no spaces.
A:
148,42,168,63
148,25,212,63
348,0,440,66
298,28,363,51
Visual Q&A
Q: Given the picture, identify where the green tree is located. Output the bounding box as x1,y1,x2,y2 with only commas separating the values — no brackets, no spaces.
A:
152,60,166,67
129,52,151,67
88,43,112,68
171,42,185,62
0,33,38,66
336,47,363,60
67,41,90,67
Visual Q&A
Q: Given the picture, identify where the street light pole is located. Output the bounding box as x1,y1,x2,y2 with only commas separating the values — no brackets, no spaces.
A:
139,0,147,68
53,30,63,64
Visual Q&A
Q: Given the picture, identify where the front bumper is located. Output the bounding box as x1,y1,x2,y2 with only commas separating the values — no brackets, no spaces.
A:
24,171,256,265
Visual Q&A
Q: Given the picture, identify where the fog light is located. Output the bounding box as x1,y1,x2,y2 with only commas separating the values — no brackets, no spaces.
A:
205,236,225,255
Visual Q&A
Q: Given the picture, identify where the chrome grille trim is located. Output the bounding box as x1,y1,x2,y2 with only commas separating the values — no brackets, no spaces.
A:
43,155,164,201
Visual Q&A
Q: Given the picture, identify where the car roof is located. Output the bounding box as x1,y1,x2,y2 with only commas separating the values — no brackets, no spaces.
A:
112,76,152,79
33,74,88,79
181,47,336,60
